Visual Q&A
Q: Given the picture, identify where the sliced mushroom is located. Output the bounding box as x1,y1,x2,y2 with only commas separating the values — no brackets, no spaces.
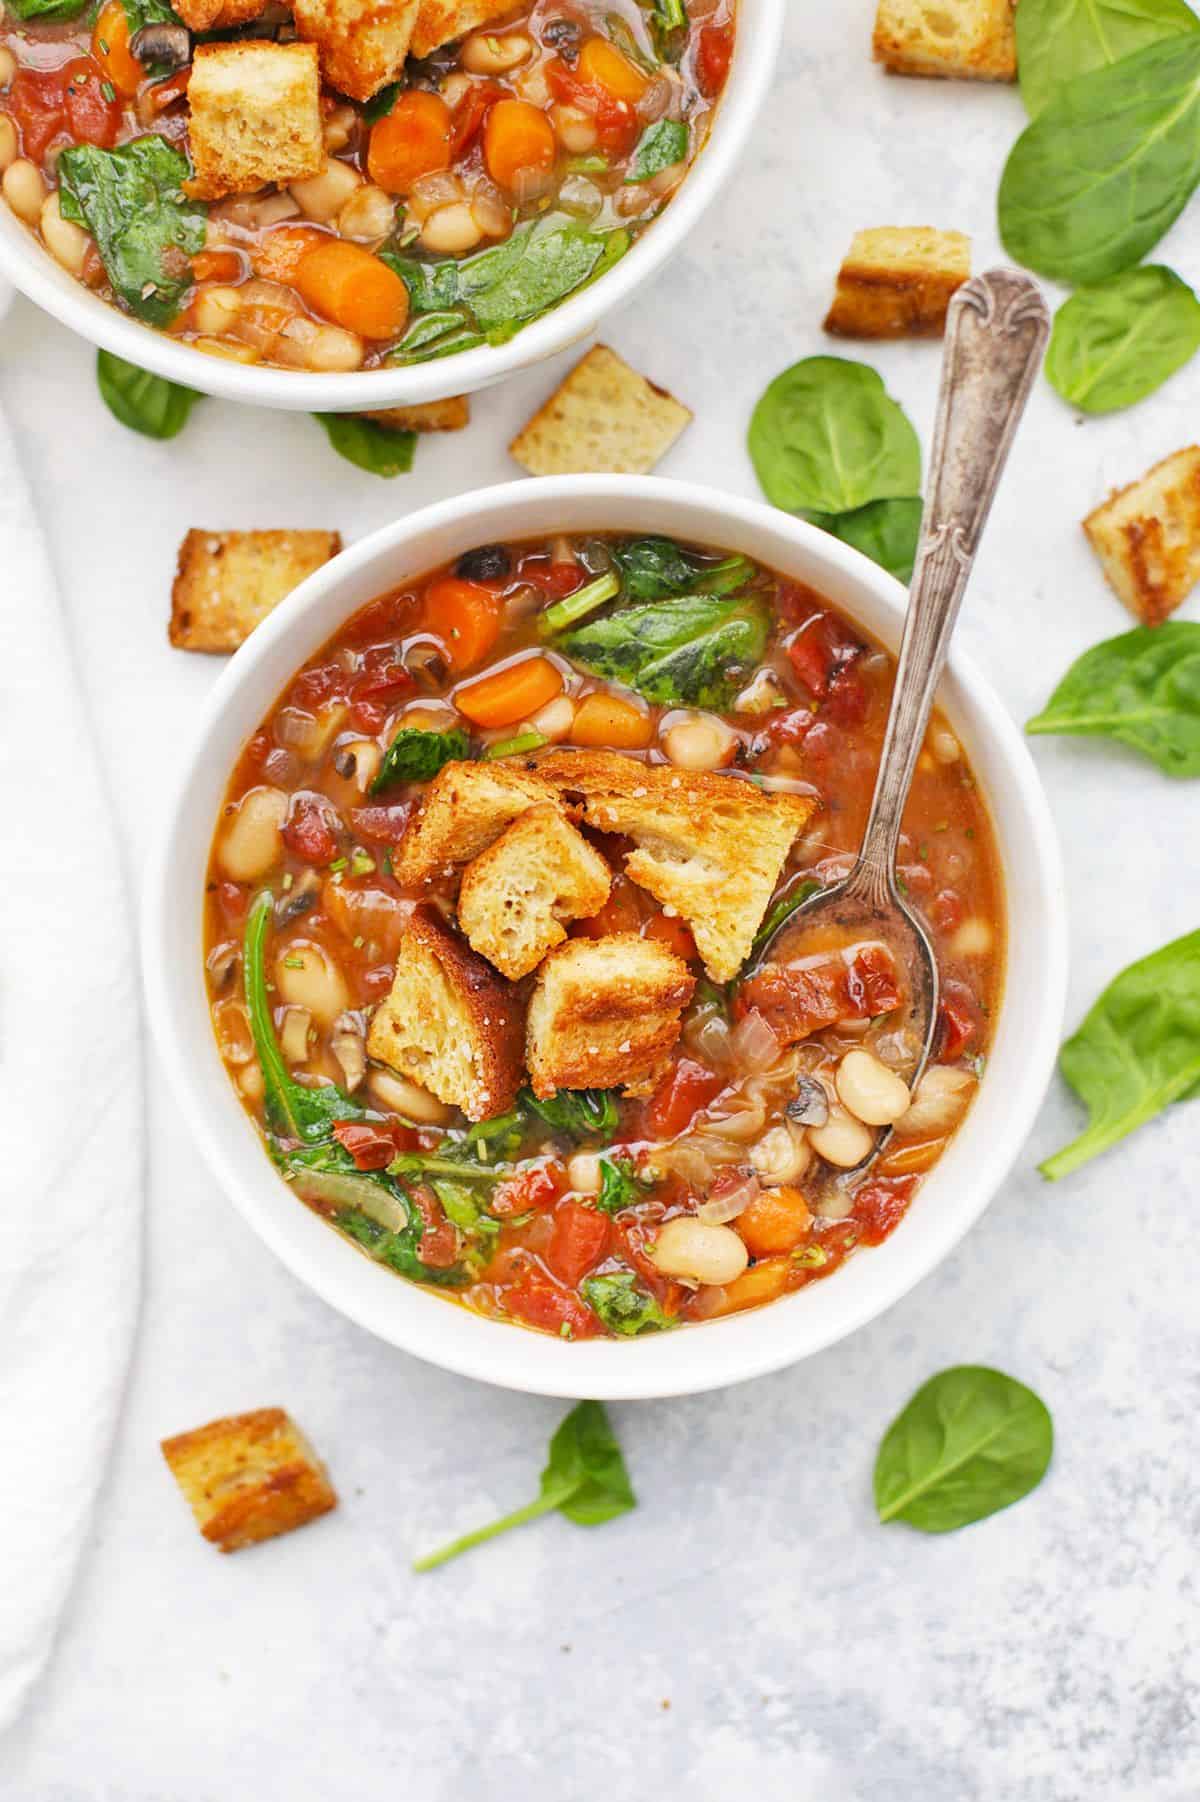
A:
206,939,240,992
331,1012,366,1092
275,869,321,925
130,22,191,69
787,1075,830,1129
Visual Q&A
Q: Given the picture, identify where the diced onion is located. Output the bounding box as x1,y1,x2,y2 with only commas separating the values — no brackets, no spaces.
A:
698,1172,760,1226
730,1009,782,1075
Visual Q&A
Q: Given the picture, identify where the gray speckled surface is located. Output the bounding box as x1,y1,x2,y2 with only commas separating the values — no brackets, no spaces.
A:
4,3,1200,1794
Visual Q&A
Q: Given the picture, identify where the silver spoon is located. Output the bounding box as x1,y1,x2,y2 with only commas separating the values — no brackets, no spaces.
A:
758,268,1050,1200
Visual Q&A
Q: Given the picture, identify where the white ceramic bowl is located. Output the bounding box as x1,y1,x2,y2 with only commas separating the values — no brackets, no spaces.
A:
143,476,1068,1399
0,1,782,411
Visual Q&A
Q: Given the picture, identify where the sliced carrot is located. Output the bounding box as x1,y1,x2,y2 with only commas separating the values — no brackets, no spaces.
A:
483,97,557,191
570,690,654,749
706,1257,792,1317
577,36,649,104
92,0,143,100
425,577,502,671
294,240,409,340
457,656,564,729
251,225,327,284
736,1187,813,1259
143,66,191,115
191,247,242,284
643,911,698,964
368,90,452,195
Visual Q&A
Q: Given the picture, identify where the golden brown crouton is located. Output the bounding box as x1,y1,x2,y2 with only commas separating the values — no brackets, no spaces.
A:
366,903,524,1119
526,934,694,1098
393,760,559,887
364,397,471,433
509,344,693,478
172,0,263,31
458,805,612,980
1084,448,1200,627
185,42,324,201
825,227,970,339
536,751,816,984
170,529,342,653
873,0,1016,79
160,1408,337,1553
411,0,518,58
293,0,419,101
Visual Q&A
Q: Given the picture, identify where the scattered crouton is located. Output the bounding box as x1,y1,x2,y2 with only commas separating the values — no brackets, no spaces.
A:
364,397,471,434
535,751,817,983
170,529,342,654
393,761,559,887
293,0,419,101
526,934,694,1098
185,42,324,201
160,1408,337,1553
411,0,518,59
173,0,263,31
825,227,970,339
366,903,524,1119
1084,448,1200,627
458,805,612,980
509,344,692,478
873,0,1016,80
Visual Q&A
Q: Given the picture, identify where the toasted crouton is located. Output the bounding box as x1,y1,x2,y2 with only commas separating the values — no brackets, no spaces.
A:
393,760,559,887
536,751,816,983
458,805,612,979
364,397,471,434
160,1408,337,1553
170,529,342,653
411,0,518,58
509,344,692,478
825,227,970,339
873,0,1015,79
173,0,263,30
1084,448,1200,627
294,0,419,101
185,42,324,201
366,904,523,1119
526,934,694,1097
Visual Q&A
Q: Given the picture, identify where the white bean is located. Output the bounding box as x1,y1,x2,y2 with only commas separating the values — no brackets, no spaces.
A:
734,669,787,716
338,183,395,242
662,712,736,771
3,159,46,225
238,1062,265,1103
528,695,576,743
749,1121,812,1186
808,1104,875,1169
566,1151,602,1195
836,1049,912,1126
367,1065,454,1125
192,284,242,335
0,115,17,173
274,941,349,1028
218,786,287,882
896,1065,975,1137
39,190,88,275
551,102,599,154
931,725,961,764
440,71,473,109
461,29,533,73
951,917,994,959
290,158,361,223
0,46,16,88
306,323,366,372
649,1216,749,1286
280,1005,313,1064
323,102,357,152
419,202,482,255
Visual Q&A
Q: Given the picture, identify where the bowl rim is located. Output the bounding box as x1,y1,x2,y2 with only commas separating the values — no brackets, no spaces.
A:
0,0,783,412
141,474,1070,1400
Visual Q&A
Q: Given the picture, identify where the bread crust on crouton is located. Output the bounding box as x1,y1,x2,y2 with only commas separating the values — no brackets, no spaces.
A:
1084,447,1200,627
459,804,612,979
533,750,816,983
170,528,342,653
393,761,559,887
526,934,694,1097
173,0,263,32
294,0,419,101
161,1408,337,1553
510,344,692,478
873,0,1016,80
366,903,524,1119
411,0,519,59
365,398,471,433
825,227,970,339
185,42,324,201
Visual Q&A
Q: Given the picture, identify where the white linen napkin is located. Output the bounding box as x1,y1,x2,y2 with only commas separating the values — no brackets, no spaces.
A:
0,323,143,1733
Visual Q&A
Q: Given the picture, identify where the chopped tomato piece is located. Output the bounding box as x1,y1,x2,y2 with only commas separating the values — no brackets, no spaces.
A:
62,56,122,147
504,1277,602,1339
852,1177,918,1247
290,662,345,712
938,982,978,1059
642,911,698,964
333,1119,419,1170
764,706,816,748
411,1188,459,1268
787,613,864,699
738,944,900,1046
643,1058,724,1139
847,944,902,1017
282,793,342,865
544,56,639,155
825,670,869,728
545,1201,611,1286
7,66,69,161
931,888,964,934
348,655,414,733
697,20,735,96
448,78,505,159
349,803,412,847
520,557,583,601
492,1161,565,1219
217,881,247,921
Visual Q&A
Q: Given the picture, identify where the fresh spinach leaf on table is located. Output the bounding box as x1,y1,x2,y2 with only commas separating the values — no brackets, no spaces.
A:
96,351,201,439
820,496,924,584
1040,929,1200,1179
560,590,769,709
371,725,470,793
314,414,416,476
582,1270,678,1335
413,1400,636,1570
998,35,1200,284
1016,0,1199,116
627,118,688,183
749,357,922,517
57,137,206,325
874,1367,1053,1532
1044,266,1200,413
1027,622,1200,775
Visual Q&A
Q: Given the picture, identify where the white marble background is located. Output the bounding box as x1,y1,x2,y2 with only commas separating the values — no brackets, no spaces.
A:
3,2,1199,1796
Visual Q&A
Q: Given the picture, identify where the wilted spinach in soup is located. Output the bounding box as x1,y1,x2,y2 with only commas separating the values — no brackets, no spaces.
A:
0,0,734,371
204,531,1004,1340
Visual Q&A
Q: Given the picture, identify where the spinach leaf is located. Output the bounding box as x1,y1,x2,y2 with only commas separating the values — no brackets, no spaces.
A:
243,890,366,1144
583,1270,678,1335
611,535,754,600
96,350,201,439
6,0,87,20
1040,929,1200,1179
57,137,206,326
638,0,688,60
749,357,922,516
388,311,486,365
560,591,770,709
371,725,470,793
595,1156,643,1216
998,35,1200,284
539,570,621,634
363,81,399,121
749,879,822,960
314,414,416,476
523,1087,621,1139
1017,0,1199,116
821,496,923,584
627,118,688,183
413,1400,636,1570
284,1141,465,1285
875,1367,1053,1532
1027,622,1200,775
1044,265,1200,413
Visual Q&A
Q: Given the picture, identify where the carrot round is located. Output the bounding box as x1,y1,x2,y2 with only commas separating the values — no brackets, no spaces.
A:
251,225,326,284
426,577,502,671
368,90,452,196
570,690,653,749
736,1186,813,1259
483,98,557,192
295,240,409,340
457,655,564,729
577,36,649,104
643,911,698,965
92,0,143,99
